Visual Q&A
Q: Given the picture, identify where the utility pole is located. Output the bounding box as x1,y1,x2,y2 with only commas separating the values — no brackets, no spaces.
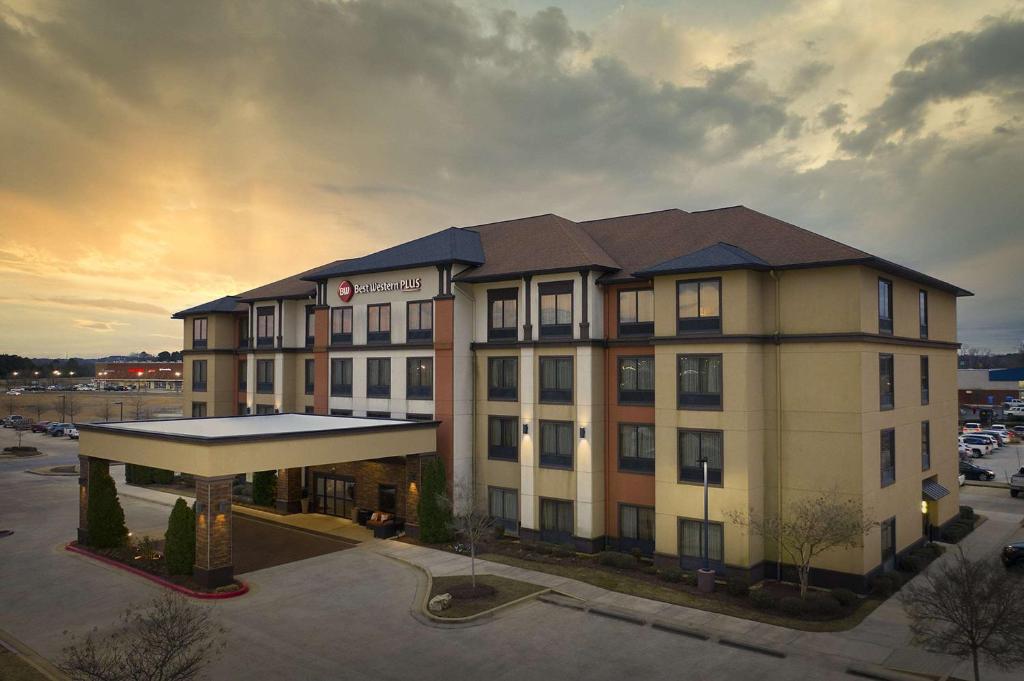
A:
696,454,715,593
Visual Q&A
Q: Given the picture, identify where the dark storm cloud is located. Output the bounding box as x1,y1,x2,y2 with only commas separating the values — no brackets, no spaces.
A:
839,16,1024,155
817,102,848,128
787,60,833,96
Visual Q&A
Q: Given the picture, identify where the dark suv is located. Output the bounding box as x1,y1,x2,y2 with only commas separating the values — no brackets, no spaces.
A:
1002,542,1024,568
959,460,995,481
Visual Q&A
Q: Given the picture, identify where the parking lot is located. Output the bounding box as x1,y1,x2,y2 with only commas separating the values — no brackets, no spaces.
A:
964,441,1024,483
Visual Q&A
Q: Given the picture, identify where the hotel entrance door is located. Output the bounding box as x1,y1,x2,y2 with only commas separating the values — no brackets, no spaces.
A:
313,474,356,519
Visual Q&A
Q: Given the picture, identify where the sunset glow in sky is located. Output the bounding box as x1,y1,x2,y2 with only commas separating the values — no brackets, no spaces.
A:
1,0,1022,356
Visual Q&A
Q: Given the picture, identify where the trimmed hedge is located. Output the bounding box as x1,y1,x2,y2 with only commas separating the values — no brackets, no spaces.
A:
658,567,685,583
725,577,750,597
597,551,636,569
86,461,128,549
164,498,195,576
125,464,175,485
959,505,975,520
749,588,777,610
251,470,277,508
417,458,452,543
830,588,858,607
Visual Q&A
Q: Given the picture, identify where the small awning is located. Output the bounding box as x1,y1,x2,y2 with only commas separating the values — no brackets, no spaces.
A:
922,480,951,501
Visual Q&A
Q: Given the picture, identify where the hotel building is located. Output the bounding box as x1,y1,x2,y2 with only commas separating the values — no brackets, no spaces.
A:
173,206,967,589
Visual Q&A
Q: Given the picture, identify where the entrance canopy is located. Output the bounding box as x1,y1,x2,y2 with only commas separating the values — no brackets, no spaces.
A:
78,414,438,477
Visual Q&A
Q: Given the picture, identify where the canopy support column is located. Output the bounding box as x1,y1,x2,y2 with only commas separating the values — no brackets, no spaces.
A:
77,456,108,545
194,475,234,588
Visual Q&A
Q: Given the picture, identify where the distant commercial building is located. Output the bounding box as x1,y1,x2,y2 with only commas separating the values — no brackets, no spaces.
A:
94,362,183,391
958,368,1023,421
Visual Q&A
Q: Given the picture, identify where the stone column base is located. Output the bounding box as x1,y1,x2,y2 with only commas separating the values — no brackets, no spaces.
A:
193,565,234,589
275,499,302,514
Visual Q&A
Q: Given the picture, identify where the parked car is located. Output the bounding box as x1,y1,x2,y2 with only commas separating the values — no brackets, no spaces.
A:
66,427,79,440
1008,406,1024,417
989,424,1014,442
46,422,69,436
1013,425,1024,436
1011,468,1024,498
30,420,52,433
5,389,21,396
959,435,992,456
958,472,966,486
980,430,1007,446
2,415,25,428
977,433,1001,448
962,422,983,433
960,460,996,481
1003,541,1024,568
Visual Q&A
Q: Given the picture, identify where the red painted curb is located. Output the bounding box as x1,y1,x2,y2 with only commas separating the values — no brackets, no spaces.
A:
65,544,249,600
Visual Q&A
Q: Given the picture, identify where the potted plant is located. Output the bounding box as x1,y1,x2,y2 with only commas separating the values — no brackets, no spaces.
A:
300,488,310,514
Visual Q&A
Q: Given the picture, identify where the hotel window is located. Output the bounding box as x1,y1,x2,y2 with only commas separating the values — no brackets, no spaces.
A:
305,306,316,346
539,420,574,469
191,360,207,392
330,358,352,397
619,424,655,473
255,404,275,415
679,518,724,569
489,487,519,536
618,356,654,405
619,505,655,555
238,359,247,391
488,288,518,341
256,359,274,394
406,413,433,421
331,307,353,345
406,357,433,399
879,354,894,410
539,356,573,403
378,484,397,514
237,315,249,349
677,355,722,409
540,498,573,545
880,428,896,487
920,356,929,405
678,430,723,485
304,359,315,395
878,278,893,335
487,357,518,401
881,516,896,570
538,281,573,338
191,402,207,418
618,288,654,337
237,402,248,416
367,303,391,344
367,357,391,397
256,306,275,347
192,317,208,349
919,290,928,339
407,301,433,343
487,416,519,461
677,278,721,333
330,408,353,416
367,411,391,419
304,406,315,414
921,421,931,471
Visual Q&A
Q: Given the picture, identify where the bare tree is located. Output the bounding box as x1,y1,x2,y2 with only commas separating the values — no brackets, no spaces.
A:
445,481,494,589
65,393,77,422
902,548,1024,681
127,395,148,421
61,591,225,681
728,489,877,598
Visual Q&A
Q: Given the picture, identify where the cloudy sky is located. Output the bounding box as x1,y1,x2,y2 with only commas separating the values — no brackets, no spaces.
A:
1,0,1022,357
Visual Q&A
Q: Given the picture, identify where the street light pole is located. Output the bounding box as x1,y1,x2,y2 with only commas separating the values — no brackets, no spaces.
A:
702,456,710,572
113,401,123,422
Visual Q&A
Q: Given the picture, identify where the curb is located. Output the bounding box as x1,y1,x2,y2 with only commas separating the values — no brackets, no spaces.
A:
65,544,249,600
0,628,67,680
846,664,930,681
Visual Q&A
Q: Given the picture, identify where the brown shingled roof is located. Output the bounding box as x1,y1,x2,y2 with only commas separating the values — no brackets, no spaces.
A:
454,213,620,282
236,259,350,302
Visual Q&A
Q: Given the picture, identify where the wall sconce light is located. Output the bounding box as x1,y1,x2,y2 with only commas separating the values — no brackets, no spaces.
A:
579,427,586,439
195,502,206,514
920,500,929,514
522,423,529,435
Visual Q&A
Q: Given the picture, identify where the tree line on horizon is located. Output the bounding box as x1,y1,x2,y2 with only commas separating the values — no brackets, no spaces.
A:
1,351,184,379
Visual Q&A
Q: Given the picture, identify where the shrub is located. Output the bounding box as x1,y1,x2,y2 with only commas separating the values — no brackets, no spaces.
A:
749,588,777,610
918,542,943,560
725,577,750,597
898,553,926,574
164,498,196,576
942,520,972,544
959,505,974,520
778,596,807,616
251,470,277,508
151,468,174,485
551,544,575,558
86,461,128,549
417,458,453,543
805,592,841,616
658,567,685,583
492,525,505,540
681,571,697,586
830,588,858,607
870,573,896,597
597,551,636,569
641,564,658,575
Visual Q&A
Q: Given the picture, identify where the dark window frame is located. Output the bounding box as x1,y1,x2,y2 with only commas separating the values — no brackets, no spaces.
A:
366,357,391,398
256,306,275,348
406,357,433,399
191,359,207,392
487,415,519,462
617,355,654,405
678,517,725,570
879,353,895,410
677,354,723,410
237,315,249,349
303,358,315,395
618,423,655,474
191,401,207,418
677,428,724,486
488,486,519,536
539,420,574,470
617,287,654,337
538,280,573,339
192,317,208,349
921,420,931,471
676,278,722,334
305,305,316,347
539,497,574,545
487,288,518,341
331,307,353,346
487,356,518,401
918,289,928,339
618,503,655,555
330,358,352,397
878,278,893,335
920,355,929,405
237,359,247,391
255,404,275,415
256,359,274,394
406,300,433,343
880,428,896,487
538,355,573,404
881,516,896,568
366,303,392,344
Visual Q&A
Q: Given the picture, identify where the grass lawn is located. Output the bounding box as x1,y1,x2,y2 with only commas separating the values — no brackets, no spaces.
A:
479,552,882,632
0,648,50,681
429,574,546,618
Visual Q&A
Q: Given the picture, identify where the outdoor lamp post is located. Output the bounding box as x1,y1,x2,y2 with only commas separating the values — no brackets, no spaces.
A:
113,401,123,422
696,454,715,593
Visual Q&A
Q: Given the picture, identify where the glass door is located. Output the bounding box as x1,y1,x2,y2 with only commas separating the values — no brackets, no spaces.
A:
314,474,356,518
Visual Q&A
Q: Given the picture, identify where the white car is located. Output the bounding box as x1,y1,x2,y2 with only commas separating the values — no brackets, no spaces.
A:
958,473,966,487
66,427,79,440
990,424,1012,440
962,422,983,433
5,389,21,396
959,436,991,457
